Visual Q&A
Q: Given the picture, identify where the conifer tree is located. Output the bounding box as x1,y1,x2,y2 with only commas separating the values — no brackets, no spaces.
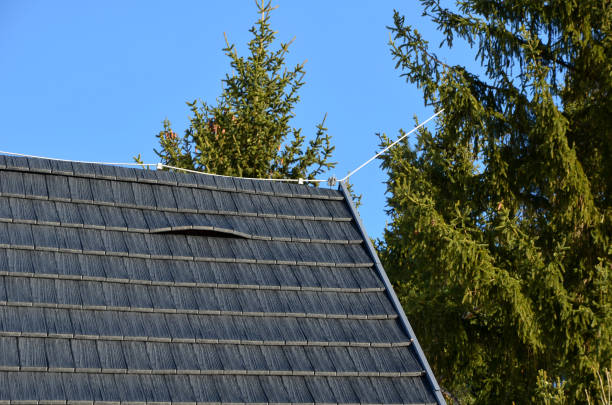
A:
378,1,611,403
138,1,335,180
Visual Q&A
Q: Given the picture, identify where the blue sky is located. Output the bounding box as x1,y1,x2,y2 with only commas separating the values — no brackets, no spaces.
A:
0,1,474,240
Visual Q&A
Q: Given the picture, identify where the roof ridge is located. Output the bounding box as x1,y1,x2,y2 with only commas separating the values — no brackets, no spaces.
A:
0,155,343,201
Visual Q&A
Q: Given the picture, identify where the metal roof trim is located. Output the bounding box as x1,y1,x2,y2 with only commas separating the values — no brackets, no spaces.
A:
338,181,446,405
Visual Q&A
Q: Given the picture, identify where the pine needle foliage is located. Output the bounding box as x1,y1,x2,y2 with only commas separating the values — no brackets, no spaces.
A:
139,1,335,180
378,1,611,403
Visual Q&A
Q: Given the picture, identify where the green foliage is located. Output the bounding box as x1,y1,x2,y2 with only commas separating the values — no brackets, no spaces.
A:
534,370,567,405
139,1,335,180
379,1,611,403
585,362,611,405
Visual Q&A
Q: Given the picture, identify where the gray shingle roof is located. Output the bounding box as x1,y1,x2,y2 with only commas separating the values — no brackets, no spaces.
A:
0,155,443,404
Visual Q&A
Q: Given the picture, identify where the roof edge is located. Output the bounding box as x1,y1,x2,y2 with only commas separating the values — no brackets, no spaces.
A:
338,181,446,405
0,154,344,201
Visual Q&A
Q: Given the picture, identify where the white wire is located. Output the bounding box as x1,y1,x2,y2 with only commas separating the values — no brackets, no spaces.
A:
0,150,156,167
1,109,443,186
339,109,444,182
159,164,326,183
0,150,326,183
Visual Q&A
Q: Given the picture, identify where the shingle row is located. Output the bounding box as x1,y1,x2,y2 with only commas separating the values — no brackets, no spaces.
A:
0,276,396,317
0,249,383,290
0,372,437,404
0,307,409,344
0,155,344,200
0,196,361,242
0,223,372,266
0,170,350,219
0,337,421,374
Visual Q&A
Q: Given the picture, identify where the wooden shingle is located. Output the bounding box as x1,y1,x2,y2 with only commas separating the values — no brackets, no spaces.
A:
0,155,443,404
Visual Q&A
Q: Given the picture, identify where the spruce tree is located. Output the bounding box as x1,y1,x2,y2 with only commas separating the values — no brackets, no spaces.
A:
379,1,611,403
138,1,335,180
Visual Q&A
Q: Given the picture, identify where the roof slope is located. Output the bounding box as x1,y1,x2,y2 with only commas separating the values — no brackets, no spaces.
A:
0,155,443,405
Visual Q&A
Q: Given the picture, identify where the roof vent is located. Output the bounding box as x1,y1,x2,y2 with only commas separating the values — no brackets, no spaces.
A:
150,226,248,239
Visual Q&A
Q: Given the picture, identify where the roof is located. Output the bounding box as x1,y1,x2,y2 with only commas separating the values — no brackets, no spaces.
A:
0,155,444,405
